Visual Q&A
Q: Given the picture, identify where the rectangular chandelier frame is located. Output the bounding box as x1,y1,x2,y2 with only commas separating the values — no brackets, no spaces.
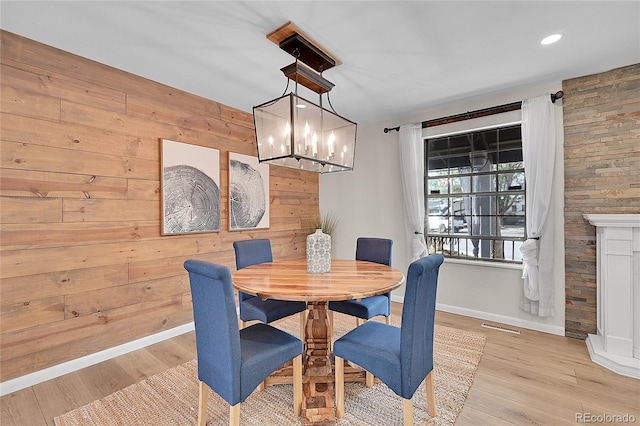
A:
253,93,357,173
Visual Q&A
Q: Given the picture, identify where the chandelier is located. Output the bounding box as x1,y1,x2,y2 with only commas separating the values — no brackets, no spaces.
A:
253,23,357,173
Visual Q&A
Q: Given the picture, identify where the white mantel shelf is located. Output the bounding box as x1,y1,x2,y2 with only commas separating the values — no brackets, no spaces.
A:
584,214,640,379
585,214,640,228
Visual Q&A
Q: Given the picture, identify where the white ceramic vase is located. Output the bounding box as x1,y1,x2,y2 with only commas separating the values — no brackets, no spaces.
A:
306,229,331,273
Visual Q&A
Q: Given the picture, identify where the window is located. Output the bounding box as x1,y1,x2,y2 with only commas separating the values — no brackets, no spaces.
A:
424,124,525,263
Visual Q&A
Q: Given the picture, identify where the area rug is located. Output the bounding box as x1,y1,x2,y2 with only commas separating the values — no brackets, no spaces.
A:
54,314,485,426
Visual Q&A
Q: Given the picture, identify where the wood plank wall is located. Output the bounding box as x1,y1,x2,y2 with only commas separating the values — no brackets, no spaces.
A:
0,30,319,382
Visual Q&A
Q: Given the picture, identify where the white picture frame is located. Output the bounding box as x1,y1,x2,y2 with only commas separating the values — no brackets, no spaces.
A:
161,139,220,235
229,152,269,230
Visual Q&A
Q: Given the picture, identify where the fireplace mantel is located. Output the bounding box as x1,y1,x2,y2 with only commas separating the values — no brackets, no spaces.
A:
584,214,640,379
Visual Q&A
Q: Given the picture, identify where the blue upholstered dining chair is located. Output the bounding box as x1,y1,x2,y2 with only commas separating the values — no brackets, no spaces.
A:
334,254,444,424
328,237,393,349
233,239,307,338
184,259,303,426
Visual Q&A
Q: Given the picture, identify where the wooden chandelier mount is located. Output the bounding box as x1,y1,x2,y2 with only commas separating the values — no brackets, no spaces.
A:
267,22,341,95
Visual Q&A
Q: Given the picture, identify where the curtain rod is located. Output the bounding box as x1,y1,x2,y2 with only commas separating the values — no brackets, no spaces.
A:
383,90,564,133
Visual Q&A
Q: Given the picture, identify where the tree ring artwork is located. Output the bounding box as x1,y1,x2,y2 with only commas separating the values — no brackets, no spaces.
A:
163,165,220,233
161,140,220,235
229,153,269,230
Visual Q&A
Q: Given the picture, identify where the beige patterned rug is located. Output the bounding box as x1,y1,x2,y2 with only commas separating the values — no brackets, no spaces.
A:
54,314,485,426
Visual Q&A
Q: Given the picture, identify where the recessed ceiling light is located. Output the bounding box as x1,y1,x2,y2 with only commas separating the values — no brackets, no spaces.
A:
541,33,563,45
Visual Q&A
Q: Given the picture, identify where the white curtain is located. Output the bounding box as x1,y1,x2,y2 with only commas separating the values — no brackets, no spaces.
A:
399,123,428,261
520,95,556,317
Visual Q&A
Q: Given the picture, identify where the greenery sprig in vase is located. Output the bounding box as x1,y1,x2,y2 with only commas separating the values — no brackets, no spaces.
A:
306,211,339,237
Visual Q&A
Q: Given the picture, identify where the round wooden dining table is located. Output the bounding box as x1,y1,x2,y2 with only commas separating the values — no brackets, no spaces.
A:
232,258,404,426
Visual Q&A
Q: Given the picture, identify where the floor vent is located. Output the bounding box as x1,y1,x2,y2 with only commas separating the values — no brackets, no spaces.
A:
481,323,521,334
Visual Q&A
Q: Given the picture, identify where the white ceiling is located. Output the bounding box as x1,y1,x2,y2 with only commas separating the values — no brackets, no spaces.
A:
2,1,639,125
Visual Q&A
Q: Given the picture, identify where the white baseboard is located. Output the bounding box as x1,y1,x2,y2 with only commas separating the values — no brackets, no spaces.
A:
391,294,565,336
390,294,404,304
436,303,565,336
586,334,640,379
0,322,195,397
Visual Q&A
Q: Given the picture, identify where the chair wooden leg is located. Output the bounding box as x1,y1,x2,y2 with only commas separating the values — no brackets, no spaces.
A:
356,318,362,327
329,310,334,351
198,381,208,426
365,371,374,388
300,311,307,341
385,315,391,325
257,381,265,391
402,398,414,426
425,370,436,417
293,354,302,416
229,403,240,426
335,356,345,418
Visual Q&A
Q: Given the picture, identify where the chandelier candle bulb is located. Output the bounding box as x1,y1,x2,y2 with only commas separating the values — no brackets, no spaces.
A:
328,132,335,157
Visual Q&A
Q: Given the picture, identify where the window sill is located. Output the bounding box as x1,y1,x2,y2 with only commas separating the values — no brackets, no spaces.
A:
441,256,522,270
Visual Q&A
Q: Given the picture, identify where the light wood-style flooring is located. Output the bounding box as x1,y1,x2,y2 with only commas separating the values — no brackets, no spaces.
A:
2,306,639,425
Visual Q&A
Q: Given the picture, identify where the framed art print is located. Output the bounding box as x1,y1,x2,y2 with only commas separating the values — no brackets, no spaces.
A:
229,152,269,230
161,139,220,235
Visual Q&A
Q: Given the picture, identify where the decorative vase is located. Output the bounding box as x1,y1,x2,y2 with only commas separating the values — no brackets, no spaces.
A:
306,229,331,273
